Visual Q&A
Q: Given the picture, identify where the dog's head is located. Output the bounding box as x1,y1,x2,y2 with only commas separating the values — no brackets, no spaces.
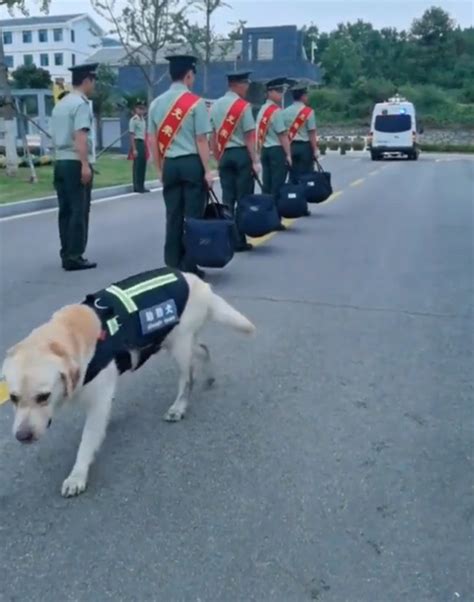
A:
2,339,81,444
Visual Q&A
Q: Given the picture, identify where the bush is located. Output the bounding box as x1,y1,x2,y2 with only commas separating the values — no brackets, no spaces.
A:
327,137,339,151
352,136,365,151
318,140,327,155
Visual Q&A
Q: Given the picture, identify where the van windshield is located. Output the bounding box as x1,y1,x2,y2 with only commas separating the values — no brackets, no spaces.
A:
375,114,412,133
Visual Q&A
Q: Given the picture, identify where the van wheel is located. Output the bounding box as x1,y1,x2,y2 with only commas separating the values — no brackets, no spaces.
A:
408,152,418,161
371,151,380,161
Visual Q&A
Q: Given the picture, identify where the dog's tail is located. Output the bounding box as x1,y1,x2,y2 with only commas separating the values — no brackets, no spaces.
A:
208,292,255,335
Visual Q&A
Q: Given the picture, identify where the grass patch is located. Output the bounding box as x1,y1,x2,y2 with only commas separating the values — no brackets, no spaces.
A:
419,143,474,153
0,154,154,205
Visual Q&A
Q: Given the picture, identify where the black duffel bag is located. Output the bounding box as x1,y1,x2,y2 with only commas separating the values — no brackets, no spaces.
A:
298,159,333,204
184,189,235,268
237,176,281,238
277,180,309,218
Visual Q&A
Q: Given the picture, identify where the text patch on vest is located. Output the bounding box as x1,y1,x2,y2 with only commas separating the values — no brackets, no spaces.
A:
139,299,179,335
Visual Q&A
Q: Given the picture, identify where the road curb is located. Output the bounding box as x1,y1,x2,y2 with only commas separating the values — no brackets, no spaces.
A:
0,179,162,219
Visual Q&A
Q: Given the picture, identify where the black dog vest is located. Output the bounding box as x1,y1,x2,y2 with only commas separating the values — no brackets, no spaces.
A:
82,268,189,384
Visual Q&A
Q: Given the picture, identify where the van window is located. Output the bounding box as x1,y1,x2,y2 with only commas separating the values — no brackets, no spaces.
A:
375,114,412,133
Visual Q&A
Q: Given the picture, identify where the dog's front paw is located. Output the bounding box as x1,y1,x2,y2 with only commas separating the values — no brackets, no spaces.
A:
163,406,186,422
61,472,87,497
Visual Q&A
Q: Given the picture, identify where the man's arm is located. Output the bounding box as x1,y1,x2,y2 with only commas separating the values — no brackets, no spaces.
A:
307,109,318,158
277,131,292,166
129,121,137,158
73,103,92,184
147,106,162,178
194,100,213,188
309,129,318,157
274,110,292,166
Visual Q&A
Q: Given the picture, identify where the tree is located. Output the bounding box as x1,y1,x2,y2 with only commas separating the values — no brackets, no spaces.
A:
12,64,52,89
177,0,232,96
91,65,118,150
228,19,246,40
321,36,363,87
0,0,52,175
92,0,185,102
411,6,455,45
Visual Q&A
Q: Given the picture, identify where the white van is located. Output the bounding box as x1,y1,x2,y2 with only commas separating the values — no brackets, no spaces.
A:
368,95,421,160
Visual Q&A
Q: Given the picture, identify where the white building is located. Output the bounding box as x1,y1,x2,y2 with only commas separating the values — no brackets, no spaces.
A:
0,14,104,82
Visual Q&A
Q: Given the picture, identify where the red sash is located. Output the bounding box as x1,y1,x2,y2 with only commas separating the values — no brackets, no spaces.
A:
215,98,249,160
288,106,313,142
156,91,200,159
257,104,279,150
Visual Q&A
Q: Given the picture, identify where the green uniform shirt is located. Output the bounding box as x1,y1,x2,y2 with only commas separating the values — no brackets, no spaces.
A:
256,100,287,148
51,90,94,163
209,91,255,149
129,115,146,140
283,102,316,142
148,82,211,158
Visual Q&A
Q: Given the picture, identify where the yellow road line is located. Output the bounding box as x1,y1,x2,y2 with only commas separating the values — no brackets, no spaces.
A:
0,381,10,405
350,178,365,187
322,190,343,204
248,217,295,247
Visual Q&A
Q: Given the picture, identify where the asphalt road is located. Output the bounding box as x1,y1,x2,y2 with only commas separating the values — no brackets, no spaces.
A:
0,153,472,602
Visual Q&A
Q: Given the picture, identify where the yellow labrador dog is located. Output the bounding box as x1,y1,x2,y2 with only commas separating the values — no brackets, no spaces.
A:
2,268,255,497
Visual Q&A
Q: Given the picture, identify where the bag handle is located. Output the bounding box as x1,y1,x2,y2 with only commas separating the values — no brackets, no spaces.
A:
252,171,264,191
315,158,324,173
206,188,224,218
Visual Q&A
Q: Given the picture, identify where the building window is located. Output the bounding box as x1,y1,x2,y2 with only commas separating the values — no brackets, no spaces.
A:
40,53,49,67
71,29,75,43
23,54,34,66
54,53,64,66
71,53,76,66
5,55,14,68
3,31,12,45
22,30,32,43
257,38,274,60
53,28,63,42
39,29,48,42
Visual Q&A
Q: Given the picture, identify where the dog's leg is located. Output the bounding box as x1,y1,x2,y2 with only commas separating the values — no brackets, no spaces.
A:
193,343,215,389
61,364,117,497
164,336,194,422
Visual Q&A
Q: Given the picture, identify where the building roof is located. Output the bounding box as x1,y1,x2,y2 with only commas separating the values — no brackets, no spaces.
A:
0,13,91,27
87,39,242,66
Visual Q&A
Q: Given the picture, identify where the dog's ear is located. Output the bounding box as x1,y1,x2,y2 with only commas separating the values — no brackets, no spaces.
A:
49,341,80,398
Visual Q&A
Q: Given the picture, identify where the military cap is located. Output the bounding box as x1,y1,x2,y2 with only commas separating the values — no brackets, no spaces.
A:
226,70,252,83
265,77,290,92
291,82,308,94
68,62,99,78
135,98,147,107
165,54,198,73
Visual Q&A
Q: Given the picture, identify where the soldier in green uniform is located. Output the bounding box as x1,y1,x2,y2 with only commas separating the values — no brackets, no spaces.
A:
283,83,318,183
148,55,213,279
51,63,98,271
209,70,258,252
255,77,292,231
129,100,149,193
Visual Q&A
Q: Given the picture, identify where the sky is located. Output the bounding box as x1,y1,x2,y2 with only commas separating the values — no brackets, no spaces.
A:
0,0,472,35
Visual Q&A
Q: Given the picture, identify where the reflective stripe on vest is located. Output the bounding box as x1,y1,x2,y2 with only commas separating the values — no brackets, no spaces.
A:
105,273,179,315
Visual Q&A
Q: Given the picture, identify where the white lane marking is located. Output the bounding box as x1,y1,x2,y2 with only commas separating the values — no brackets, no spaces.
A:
0,177,220,224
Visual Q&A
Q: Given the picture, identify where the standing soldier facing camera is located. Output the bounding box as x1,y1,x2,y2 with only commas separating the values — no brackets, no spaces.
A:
283,83,318,183
129,100,149,193
51,63,98,271
210,70,258,252
255,77,292,231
